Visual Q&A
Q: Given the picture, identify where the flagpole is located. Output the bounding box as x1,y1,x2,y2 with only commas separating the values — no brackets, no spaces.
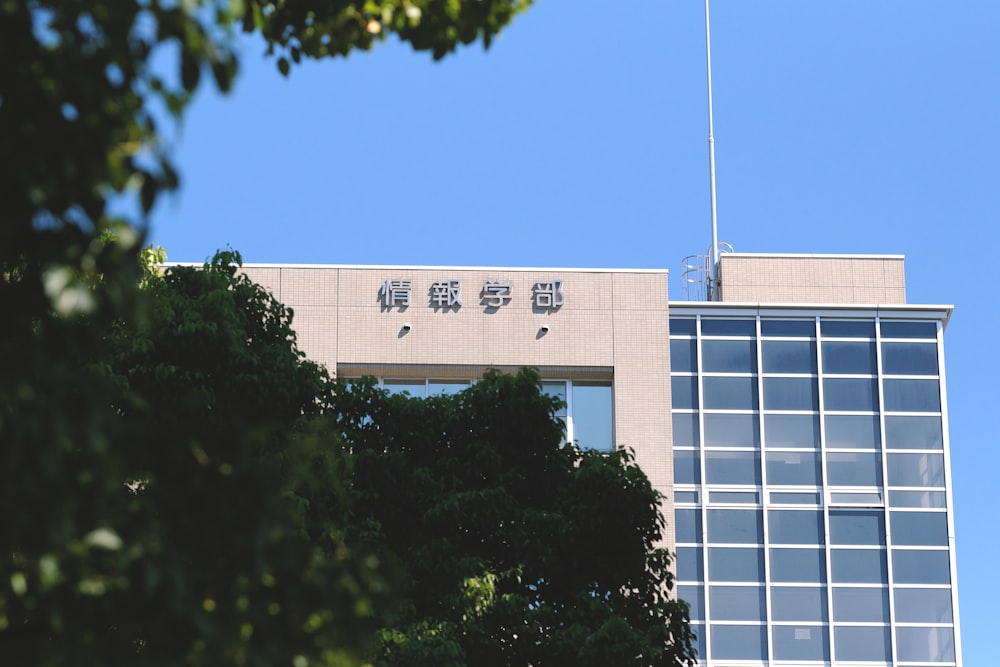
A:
705,0,720,300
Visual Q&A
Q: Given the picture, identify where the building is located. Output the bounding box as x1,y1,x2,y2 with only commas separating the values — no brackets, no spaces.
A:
241,252,960,666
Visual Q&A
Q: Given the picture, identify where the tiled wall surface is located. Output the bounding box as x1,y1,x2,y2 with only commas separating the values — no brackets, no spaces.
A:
719,255,907,304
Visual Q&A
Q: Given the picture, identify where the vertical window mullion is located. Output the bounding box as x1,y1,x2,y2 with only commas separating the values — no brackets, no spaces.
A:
695,316,713,661
876,318,899,666
816,316,837,660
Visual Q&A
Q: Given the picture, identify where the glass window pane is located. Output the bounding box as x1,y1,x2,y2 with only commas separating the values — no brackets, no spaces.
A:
887,453,946,487
825,415,880,449
690,623,706,663
829,491,882,505
541,382,567,416
703,377,758,411
771,587,827,622
708,547,764,582
671,376,698,410
766,452,822,486
881,320,937,339
831,549,887,583
428,380,468,396
834,626,891,662
894,588,953,622
826,452,883,487
702,339,757,373
832,587,889,622
884,379,941,412
764,414,819,448
768,510,824,545
670,338,697,372
678,585,704,621
886,415,943,449
896,627,956,663
707,509,763,544
770,548,826,583
705,451,760,485
822,341,876,374
671,412,700,447
669,318,697,336
761,340,816,373
675,508,702,543
674,450,701,485
829,510,885,545
709,586,766,621
764,377,818,411
383,380,426,397
893,549,951,584
889,490,947,508
823,378,879,411
704,413,759,448
708,491,758,504
572,383,613,451
882,341,938,375
701,319,756,336
710,625,767,661
761,319,816,337
772,625,830,661
821,319,875,338
675,491,699,504
770,492,821,505
890,511,948,546
676,546,704,582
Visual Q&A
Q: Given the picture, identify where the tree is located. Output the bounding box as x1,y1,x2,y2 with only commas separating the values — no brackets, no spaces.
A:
336,370,697,667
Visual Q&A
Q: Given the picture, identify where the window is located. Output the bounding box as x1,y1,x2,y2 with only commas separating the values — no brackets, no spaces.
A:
832,587,889,622
766,452,822,486
764,414,819,448
772,625,829,661
882,341,938,374
823,378,879,411
770,548,826,583
702,339,757,373
762,340,817,373
825,415,880,449
892,549,950,584
829,510,885,545
822,341,876,374
831,549,887,583
826,452,883,487
834,626,891,662
709,547,764,581
571,382,613,451
763,377,818,411
709,586,766,621
885,415,943,449
771,587,827,622
707,509,763,544
768,510,824,545
883,378,941,412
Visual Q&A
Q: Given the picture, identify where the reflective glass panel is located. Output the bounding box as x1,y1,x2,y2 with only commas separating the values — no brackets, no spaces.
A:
890,511,949,546
768,510,825,545
885,415,943,449
822,340,877,374
881,320,937,339
766,451,822,486
764,377,818,411
823,378,879,411
825,415,880,449
675,509,702,544
770,492,821,505
709,491,758,504
708,547,764,582
829,509,885,545
771,587,827,622
674,449,701,485
884,378,941,412
829,492,882,505
893,549,951,584
703,377,758,411
707,509,763,544
761,319,816,337
764,414,819,448
826,452,883,487
572,383,613,451
709,586,766,621
676,546,704,581
678,585,704,621
887,453,946,487
894,588,953,622
383,380,426,397
705,451,760,485
889,490,947,508
896,627,956,663
770,548,826,583
832,586,889,622
670,338,697,373
700,319,756,336
831,549,887,583
690,624,706,663
882,341,938,375
702,339,757,373
671,376,698,410
710,625,768,661
669,318,697,336
541,382,567,416
428,380,468,396
821,319,875,338
761,340,816,373
772,625,830,661
704,413,759,448
671,412,700,447
834,626,891,662
675,490,699,504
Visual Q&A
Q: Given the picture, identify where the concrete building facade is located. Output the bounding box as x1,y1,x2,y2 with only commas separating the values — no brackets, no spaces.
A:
241,253,960,667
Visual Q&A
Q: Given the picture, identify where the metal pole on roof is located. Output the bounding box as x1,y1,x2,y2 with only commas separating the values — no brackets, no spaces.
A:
705,0,720,300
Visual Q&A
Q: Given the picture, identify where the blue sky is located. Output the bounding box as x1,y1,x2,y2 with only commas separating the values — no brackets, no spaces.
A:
150,1,998,662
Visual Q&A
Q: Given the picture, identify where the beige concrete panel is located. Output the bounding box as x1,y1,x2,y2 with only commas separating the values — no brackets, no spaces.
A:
240,267,283,300
283,305,339,372
280,267,339,307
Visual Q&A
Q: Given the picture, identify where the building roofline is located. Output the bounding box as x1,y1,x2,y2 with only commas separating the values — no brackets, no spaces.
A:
669,301,954,329
166,262,669,274
722,252,906,259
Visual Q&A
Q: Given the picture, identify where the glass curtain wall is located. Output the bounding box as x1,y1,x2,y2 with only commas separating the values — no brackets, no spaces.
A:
671,315,957,666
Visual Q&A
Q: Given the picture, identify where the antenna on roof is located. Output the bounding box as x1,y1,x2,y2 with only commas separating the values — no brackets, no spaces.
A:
704,0,721,301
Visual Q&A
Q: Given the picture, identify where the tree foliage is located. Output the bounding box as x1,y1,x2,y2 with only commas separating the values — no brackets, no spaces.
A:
337,370,697,666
